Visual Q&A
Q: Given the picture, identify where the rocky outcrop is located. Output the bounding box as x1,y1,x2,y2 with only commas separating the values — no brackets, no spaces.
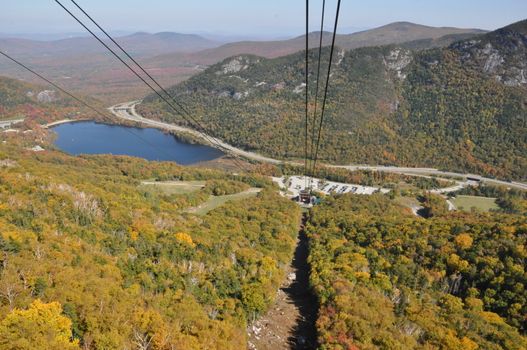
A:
481,43,505,73
453,23,527,87
37,90,57,103
216,56,259,75
384,48,413,79
233,91,249,100
271,82,286,91
293,83,306,94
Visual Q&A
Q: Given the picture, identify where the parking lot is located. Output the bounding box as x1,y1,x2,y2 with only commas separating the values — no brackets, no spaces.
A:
272,176,390,198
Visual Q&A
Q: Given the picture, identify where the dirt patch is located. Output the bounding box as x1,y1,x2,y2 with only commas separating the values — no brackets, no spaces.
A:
248,216,318,349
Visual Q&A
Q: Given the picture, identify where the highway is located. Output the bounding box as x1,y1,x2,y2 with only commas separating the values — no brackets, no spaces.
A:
109,101,527,191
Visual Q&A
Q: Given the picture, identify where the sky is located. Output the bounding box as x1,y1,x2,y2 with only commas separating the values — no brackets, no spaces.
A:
1,0,527,39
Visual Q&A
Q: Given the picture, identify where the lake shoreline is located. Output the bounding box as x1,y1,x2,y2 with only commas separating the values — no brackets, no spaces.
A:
48,118,205,145
50,120,225,165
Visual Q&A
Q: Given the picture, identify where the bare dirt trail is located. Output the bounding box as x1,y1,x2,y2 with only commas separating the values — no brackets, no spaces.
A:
248,216,318,350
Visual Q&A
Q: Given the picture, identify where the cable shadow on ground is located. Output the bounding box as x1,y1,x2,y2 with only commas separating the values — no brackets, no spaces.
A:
283,217,319,350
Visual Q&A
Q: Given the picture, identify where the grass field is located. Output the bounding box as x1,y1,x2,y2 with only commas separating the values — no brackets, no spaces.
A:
452,195,499,212
139,180,206,195
394,196,421,208
188,189,261,216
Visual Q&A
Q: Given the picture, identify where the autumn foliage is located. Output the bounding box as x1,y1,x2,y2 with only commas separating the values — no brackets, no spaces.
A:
307,194,527,349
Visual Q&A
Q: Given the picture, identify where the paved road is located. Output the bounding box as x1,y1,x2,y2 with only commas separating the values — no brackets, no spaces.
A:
109,101,527,191
335,165,527,191
43,119,77,128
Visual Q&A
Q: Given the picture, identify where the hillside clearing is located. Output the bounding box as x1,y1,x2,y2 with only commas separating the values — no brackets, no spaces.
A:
188,188,261,215
451,195,499,212
139,180,206,195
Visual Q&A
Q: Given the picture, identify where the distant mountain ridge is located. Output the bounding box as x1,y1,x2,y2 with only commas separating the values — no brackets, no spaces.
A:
0,22,488,102
153,22,486,65
0,32,221,101
0,32,220,57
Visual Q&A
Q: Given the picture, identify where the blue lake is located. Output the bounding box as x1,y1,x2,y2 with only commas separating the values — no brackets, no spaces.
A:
52,121,224,165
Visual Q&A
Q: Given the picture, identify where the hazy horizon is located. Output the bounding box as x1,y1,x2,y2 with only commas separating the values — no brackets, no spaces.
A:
1,0,526,40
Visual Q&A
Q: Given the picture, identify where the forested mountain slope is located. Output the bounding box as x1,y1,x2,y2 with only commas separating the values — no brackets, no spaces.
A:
306,194,527,349
0,143,301,349
139,19,527,181
0,75,96,122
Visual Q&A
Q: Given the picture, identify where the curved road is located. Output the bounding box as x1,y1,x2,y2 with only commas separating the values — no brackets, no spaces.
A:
110,101,282,165
109,101,527,191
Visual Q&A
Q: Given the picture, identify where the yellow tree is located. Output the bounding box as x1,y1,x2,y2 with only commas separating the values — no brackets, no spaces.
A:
0,299,79,350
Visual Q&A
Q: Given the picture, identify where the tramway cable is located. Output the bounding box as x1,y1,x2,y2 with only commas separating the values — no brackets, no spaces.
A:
303,0,310,189
308,0,327,188
67,0,251,172
55,0,250,173
0,50,180,160
69,0,194,117
310,0,342,180
66,1,251,173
